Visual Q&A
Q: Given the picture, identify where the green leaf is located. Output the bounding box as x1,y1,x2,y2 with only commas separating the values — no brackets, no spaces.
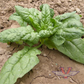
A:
44,38,56,49
9,12,27,26
54,11,76,21
49,35,65,46
39,28,57,38
40,4,53,29
50,18,62,27
40,4,54,18
40,4,43,11
0,25,40,45
0,46,41,84
56,27,84,40
50,8,54,18
15,6,41,31
53,12,84,41
56,38,84,64
71,13,81,21
62,18,83,28
43,35,65,49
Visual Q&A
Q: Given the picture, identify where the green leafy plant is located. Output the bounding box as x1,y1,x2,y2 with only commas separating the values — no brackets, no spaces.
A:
0,4,84,84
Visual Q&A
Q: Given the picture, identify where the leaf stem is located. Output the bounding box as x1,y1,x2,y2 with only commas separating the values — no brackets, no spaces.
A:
34,43,43,49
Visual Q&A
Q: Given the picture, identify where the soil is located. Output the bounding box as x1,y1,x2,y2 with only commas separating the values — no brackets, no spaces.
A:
0,0,84,84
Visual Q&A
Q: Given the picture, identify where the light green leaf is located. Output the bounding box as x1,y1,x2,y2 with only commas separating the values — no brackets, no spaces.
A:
0,46,41,84
53,12,84,41
15,6,41,31
44,35,65,49
40,4,54,18
0,25,40,45
71,13,81,21
56,27,84,40
62,18,83,28
39,28,57,38
54,11,76,21
56,38,84,64
9,12,27,26
40,4,53,29
49,35,65,46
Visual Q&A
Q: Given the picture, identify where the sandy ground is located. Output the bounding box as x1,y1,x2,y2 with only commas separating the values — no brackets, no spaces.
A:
0,0,84,84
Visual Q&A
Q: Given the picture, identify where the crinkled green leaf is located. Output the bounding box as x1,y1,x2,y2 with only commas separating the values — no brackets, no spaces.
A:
49,35,65,46
51,18,62,27
40,4,54,18
39,18,61,38
56,38,84,64
62,19,83,28
71,13,81,21
56,27,84,40
0,25,40,45
44,35,65,49
9,12,27,26
53,12,84,41
54,11,76,21
40,4,53,29
44,27,84,48
39,28,57,38
15,6,41,31
0,46,41,84
44,12,84,49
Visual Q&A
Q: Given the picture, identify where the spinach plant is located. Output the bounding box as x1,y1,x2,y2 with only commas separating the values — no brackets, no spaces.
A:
0,4,84,84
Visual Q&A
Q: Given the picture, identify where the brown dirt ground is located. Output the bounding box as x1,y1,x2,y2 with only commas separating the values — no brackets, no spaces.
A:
0,0,84,84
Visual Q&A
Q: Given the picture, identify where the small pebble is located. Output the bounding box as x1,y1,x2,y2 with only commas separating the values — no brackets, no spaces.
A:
7,45,10,48
51,65,53,67
68,0,72,2
43,53,47,57
49,74,51,76
76,8,81,13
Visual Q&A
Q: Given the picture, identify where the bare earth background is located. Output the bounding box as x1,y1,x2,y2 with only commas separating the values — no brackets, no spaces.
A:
0,0,84,84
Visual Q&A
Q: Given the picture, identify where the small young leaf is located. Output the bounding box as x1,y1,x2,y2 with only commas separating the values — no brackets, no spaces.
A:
50,8,54,18
0,46,41,84
40,4,53,29
9,12,27,26
40,4,54,18
39,28,57,38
